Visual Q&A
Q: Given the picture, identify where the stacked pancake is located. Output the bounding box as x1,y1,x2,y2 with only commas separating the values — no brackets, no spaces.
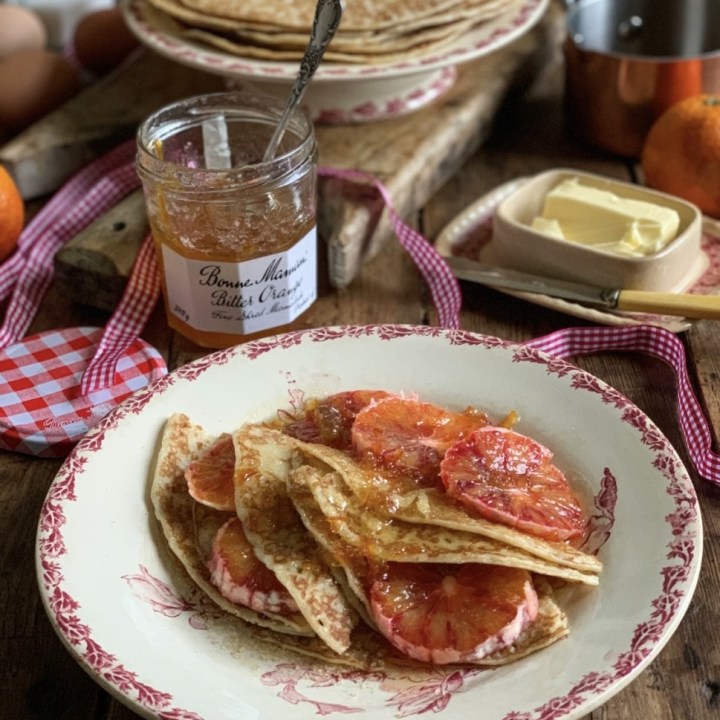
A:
151,394,601,670
138,0,524,64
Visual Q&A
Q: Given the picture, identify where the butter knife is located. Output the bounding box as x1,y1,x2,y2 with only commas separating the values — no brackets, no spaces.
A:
446,255,720,319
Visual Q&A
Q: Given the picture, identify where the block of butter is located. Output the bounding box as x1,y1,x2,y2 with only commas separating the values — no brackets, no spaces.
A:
531,177,680,256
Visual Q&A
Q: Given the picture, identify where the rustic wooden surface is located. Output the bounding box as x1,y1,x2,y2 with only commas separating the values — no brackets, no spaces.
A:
2,23,720,720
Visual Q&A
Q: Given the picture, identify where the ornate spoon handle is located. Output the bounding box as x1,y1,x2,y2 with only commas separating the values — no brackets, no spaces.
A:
262,0,344,162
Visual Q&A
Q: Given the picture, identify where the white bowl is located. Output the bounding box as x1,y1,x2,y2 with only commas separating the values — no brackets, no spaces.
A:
492,169,703,291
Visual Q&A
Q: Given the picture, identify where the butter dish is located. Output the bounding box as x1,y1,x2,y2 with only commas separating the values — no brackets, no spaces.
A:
492,169,704,293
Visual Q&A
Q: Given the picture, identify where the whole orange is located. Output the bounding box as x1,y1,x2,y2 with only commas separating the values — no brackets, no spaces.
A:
641,94,720,217
0,165,24,262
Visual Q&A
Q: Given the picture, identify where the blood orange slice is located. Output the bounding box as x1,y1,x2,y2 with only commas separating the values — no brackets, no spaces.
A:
283,390,391,449
351,397,490,483
368,562,538,664
185,434,235,511
208,517,298,616
440,426,586,542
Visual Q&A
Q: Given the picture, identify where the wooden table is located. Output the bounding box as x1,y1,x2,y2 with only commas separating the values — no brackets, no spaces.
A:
2,44,719,720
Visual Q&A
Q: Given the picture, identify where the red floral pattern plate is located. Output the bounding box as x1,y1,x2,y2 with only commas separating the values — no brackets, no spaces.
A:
36,325,701,720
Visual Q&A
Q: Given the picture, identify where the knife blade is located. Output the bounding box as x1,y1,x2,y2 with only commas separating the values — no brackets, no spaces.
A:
446,255,720,319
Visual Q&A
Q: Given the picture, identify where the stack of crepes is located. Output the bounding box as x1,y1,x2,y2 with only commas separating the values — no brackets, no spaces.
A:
151,391,602,670
138,0,524,64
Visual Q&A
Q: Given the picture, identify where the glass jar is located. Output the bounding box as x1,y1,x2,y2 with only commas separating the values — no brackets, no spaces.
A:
136,91,318,349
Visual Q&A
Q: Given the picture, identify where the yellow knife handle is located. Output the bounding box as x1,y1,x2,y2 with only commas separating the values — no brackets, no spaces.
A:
616,290,720,319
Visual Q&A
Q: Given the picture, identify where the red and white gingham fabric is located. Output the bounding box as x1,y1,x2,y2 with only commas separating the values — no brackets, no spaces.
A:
1,145,718,475
0,141,141,347
0,326,166,458
0,140,136,301
318,166,462,328
80,233,161,394
525,324,720,486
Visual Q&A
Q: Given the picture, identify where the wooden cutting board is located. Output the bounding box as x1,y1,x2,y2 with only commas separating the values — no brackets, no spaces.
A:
0,2,563,311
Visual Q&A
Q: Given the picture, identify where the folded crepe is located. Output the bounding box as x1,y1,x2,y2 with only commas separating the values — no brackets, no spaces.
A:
151,413,312,635
230,424,358,654
292,440,602,577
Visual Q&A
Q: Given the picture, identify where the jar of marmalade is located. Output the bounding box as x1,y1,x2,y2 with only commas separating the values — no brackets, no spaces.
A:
136,91,317,349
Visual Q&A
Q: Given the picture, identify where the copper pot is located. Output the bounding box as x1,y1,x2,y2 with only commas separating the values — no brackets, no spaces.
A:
564,0,720,157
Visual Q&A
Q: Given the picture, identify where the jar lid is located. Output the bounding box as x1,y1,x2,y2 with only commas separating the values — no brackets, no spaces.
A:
0,326,167,458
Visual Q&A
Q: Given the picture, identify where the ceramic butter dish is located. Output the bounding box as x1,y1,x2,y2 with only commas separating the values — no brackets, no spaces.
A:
492,169,703,292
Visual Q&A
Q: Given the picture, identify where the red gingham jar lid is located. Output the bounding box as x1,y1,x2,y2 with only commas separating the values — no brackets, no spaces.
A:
0,326,167,458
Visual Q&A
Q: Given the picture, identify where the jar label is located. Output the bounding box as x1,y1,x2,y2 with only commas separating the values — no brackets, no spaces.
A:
161,228,317,335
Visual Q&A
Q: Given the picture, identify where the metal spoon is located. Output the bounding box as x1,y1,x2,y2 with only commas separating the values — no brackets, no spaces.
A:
262,0,343,162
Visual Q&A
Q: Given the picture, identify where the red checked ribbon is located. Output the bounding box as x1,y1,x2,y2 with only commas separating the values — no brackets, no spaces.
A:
318,166,462,329
79,233,161,394
0,140,137,306
0,140,161,392
525,325,720,486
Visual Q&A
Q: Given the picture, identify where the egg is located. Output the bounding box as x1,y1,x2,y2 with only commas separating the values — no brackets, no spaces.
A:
0,49,81,135
73,8,140,75
0,5,48,60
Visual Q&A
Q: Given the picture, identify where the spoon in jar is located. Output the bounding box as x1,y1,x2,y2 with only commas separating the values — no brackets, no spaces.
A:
262,0,344,162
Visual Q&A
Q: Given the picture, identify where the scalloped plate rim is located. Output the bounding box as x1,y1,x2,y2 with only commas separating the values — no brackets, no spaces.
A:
35,325,702,720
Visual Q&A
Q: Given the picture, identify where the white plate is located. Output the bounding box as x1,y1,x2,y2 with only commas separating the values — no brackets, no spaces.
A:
120,0,548,122
36,325,702,720
436,179,720,333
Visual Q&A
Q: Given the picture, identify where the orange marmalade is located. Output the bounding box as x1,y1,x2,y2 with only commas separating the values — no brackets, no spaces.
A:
136,92,317,348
